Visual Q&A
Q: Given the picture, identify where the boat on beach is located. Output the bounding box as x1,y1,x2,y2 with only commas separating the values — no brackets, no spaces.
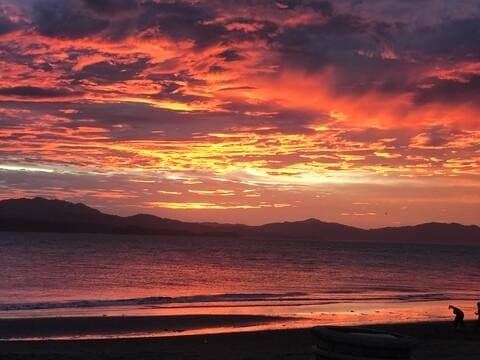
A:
311,326,417,360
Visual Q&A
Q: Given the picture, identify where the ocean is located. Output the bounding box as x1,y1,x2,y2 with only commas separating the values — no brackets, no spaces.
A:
1,231,479,338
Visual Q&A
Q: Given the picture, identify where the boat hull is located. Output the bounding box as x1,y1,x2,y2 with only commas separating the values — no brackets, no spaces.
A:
311,326,416,360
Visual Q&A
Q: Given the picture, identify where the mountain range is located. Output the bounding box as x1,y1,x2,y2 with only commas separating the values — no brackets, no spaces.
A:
0,197,479,244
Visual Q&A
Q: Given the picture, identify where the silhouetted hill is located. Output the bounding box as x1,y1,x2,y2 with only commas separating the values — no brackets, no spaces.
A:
366,222,480,244
0,198,226,236
0,197,102,220
0,197,479,244
247,218,366,240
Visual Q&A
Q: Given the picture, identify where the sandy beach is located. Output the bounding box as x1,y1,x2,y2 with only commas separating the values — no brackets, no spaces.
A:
1,318,479,360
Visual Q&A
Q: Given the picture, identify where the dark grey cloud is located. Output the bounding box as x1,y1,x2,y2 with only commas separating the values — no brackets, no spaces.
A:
144,70,209,103
151,92,207,103
146,70,207,87
413,126,460,147
331,57,413,95
0,86,78,98
415,76,480,105
224,18,278,41
400,18,480,60
68,101,193,124
0,97,320,140
217,49,244,62
208,65,226,73
26,1,277,48
32,0,109,39
160,82,182,94
149,81,208,103
82,0,139,15
218,86,257,92
275,0,333,16
0,14,17,35
139,1,227,48
341,127,411,148
62,101,240,140
308,0,334,16
271,13,422,95
219,101,320,133
266,4,480,99
0,100,199,140
0,39,58,72
70,99,318,134
273,14,375,71
27,0,229,45
72,59,149,84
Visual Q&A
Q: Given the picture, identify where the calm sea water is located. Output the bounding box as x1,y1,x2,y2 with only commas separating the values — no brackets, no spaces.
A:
0,232,479,324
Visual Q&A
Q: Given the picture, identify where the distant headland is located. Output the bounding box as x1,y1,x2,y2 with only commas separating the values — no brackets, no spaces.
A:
0,197,479,245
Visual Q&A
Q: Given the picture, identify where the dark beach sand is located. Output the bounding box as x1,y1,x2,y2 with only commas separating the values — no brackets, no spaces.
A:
0,314,283,339
0,317,479,359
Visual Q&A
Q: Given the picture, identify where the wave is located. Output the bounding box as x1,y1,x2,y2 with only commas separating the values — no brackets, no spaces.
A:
0,292,307,312
0,290,478,312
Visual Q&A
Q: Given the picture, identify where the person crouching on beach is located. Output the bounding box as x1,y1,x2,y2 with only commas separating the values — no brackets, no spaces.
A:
448,305,465,329
475,302,480,331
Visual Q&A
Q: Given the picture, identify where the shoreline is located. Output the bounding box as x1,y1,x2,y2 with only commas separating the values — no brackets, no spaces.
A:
1,299,479,341
0,320,479,359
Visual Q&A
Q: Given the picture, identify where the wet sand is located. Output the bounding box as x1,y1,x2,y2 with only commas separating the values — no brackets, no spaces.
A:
1,318,479,359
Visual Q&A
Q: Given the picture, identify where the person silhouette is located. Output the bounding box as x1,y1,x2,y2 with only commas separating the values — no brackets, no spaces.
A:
448,305,465,329
475,302,480,331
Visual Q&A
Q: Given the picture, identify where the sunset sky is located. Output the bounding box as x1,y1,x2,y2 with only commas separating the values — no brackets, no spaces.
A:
0,0,479,227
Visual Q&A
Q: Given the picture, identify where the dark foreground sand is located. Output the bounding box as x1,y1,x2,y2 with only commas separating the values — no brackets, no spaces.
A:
0,319,479,360
0,314,283,339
